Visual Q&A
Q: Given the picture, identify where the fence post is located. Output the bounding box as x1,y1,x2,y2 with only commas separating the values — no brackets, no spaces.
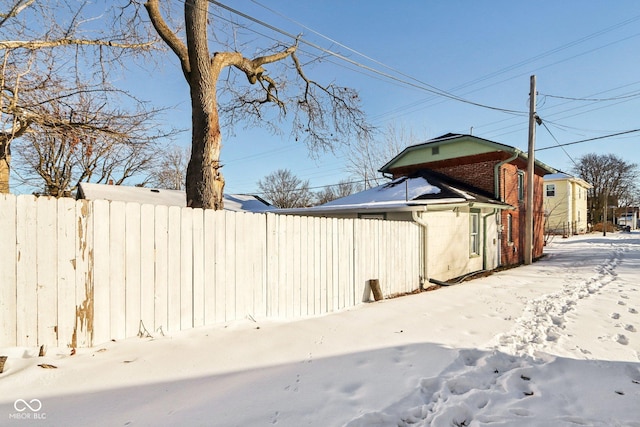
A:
368,279,383,301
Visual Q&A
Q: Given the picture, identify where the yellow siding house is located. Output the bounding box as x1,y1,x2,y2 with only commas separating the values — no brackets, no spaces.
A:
544,173,592,235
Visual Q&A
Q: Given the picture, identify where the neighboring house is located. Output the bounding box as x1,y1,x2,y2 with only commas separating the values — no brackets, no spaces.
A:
378,133,557,266
543,173,592,235
279,169,511,283
615,206,639,230
77,182,273,212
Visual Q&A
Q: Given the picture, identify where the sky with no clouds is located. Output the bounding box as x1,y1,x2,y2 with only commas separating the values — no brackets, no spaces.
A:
34,1,640,196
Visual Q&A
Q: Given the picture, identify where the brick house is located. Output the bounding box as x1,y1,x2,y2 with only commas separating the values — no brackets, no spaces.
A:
379,133,557,266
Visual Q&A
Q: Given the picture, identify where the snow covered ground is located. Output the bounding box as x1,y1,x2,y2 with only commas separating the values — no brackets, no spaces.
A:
1,232,639,426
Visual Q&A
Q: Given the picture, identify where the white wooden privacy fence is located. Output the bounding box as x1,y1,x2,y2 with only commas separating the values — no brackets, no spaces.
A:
0,194,421,348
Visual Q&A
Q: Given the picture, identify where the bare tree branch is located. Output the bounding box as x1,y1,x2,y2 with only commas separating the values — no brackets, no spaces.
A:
0,38,154,50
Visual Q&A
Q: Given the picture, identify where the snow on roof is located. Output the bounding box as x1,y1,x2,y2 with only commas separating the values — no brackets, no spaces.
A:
544,172,573,180
280,172,509,215
77,182,273,212
321,175,441,208
544,173,593,188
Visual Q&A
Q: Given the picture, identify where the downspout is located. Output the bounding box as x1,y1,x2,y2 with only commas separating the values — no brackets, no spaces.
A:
494,152,519,201
412,209,429,290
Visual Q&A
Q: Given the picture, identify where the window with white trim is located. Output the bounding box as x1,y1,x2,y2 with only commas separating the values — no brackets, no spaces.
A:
546,184,556,197
517,171,525,201
470,210,480,256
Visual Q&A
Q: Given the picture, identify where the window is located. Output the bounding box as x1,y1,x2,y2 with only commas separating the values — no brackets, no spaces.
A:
507,214,513,244
517,171,525,201
432,146,440,155
546,184,556,197
470,210,480,256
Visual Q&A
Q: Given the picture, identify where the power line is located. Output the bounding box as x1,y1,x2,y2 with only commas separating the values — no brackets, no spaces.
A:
539,91,640,102
539,119,577,167
207,0,527,115
536,128,640,151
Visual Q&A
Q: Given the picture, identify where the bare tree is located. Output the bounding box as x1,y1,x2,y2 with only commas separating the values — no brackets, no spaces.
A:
0,0,158,194
572,153,639,224
11,83,173,196
315,179,361,205
257,168,313,208
149,146,190,190
142,0,371,210
344,123,423,188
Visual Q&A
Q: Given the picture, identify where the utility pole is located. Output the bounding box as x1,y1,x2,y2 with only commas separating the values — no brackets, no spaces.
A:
603,188,608,236
524,75,537,265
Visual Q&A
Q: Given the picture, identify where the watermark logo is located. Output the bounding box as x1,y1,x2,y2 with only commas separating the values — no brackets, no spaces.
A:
9,399,46,420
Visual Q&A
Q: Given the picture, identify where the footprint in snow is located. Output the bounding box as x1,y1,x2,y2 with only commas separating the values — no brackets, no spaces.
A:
611,313,621,320
618,301,627,306
615,334,629,345
629,308,638,314
624,324,637,332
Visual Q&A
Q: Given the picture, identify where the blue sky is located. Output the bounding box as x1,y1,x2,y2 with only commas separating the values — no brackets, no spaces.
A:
120,1,640,195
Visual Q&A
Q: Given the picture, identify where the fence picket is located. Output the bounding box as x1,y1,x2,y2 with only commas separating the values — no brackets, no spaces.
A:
74,199,92,348
15,196,38,347
154,205,169,334
109,201,127,340
180,208,194,330
57,198,77,348
140,204,155,335
36,197,58,346
224,211,236,321
266,213,278,317
213,210,227,322
0,195,17,346
167,206,181,332
192,208,205,327
125,202,142,338
203,209,216,324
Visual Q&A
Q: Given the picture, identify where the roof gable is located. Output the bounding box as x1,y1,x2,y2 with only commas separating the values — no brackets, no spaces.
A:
380,133,556,175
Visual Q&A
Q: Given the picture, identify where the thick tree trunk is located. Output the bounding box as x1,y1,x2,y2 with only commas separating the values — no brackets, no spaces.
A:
184,0,224,210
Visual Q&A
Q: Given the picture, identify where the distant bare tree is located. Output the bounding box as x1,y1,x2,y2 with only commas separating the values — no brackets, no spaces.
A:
315,179,361,205
149,146,190,190
573,153,639,223
257,169,313,208
344,123,424,188
141,0,372,209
